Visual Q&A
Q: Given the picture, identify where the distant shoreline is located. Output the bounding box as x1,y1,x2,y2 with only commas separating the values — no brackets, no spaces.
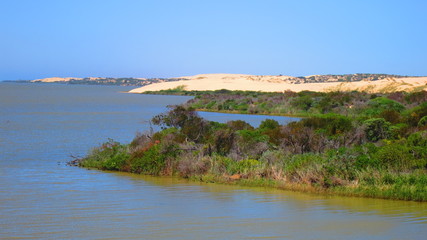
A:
6,73,427,93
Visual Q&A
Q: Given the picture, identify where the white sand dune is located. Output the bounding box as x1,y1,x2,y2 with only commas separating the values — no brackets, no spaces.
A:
129,74,427,93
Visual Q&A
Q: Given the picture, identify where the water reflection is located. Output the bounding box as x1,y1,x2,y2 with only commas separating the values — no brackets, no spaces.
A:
111,172,426,239
120,172,427,222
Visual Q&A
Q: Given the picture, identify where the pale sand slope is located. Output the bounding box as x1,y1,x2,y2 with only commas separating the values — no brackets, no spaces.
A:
129,74,427,93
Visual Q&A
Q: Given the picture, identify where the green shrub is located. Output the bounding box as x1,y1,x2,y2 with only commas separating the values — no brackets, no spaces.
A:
365,97,405,116
407,131,427,147
236,159,261,174
259,119,280,130
300,114,353,136
405,102,427,126
406,132,427,162
130,144,165,175
388,123,409,139
80,139,129,171
215,155,238,175
374,143,415,170
353,143,380,169
227,120,254,131
355,155,379,169
418,116,427,127
283,153,324,173
101,149,128,171
364,118,391,142
212,128,234,155
291,95,313,111
235,129,269,158
379,110,402,124
205,101,217,109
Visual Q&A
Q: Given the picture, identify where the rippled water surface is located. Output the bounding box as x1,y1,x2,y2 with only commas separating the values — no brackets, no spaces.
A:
1,83,426,239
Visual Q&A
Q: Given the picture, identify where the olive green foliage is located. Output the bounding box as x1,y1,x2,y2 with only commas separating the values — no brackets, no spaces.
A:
80,139,129,171
130,144,166,175
363,118,391,142
418,115,427,126
259,119,280,130
80,91,427,201
364,97,405,116
152,106,208,142
227,120,254,131
299,114,352,135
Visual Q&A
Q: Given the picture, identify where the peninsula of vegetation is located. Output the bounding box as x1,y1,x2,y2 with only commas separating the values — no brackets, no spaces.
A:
76,89,427,201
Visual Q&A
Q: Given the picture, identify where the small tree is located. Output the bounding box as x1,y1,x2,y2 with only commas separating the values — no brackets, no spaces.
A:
151,106,208,142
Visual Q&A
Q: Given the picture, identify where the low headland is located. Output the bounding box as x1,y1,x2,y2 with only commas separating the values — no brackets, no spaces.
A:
75,88,427,201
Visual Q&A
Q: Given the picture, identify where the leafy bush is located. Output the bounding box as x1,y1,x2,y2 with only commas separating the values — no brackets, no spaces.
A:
418,116,427,127
388,123,409,139
364,118,391,142
211,128,235,155
152,106,208,142
227,120,254,131
101,149,128,171
405,102,427,126
283,153,324,174
379,110,402,124
259,119,280,130
81,139,129,171
300,114,353,135
374,143,415,170
291,95,313,111
236,159,261,175
406,131,427,161
130,144,165,174
365,97,405,116
235,129,269,158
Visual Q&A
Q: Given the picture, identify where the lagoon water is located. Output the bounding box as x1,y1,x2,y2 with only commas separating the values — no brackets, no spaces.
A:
0,82,426,239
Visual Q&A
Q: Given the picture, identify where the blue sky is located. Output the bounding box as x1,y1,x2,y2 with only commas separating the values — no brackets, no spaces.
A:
1,0,426,80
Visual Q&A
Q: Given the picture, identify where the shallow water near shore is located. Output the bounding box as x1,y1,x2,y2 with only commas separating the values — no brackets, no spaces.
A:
1,82,426,239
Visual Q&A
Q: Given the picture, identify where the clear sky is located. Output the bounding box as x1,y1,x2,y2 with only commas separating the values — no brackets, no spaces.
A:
1,0,426,80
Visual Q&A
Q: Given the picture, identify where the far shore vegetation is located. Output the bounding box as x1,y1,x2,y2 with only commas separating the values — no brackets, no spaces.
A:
75,89,427,201
6,77,189,87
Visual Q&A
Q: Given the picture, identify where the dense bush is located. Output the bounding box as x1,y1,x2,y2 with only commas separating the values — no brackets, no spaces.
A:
130,143,166,174
364,97,405,116
364,118,391,142
81,139,129,171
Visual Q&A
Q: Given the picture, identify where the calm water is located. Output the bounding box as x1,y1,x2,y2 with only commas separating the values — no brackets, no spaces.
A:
0,83,426,240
